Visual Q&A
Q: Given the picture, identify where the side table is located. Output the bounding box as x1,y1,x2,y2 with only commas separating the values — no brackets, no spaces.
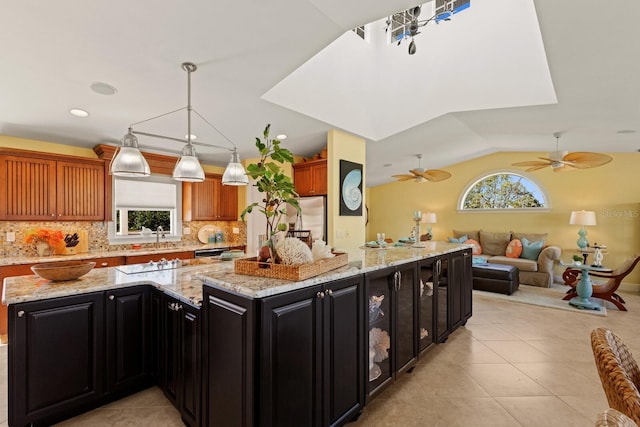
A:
561,263,612,311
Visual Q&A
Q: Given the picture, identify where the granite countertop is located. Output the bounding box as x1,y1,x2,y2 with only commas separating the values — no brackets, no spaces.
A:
3,242,469,306
0,243,237,267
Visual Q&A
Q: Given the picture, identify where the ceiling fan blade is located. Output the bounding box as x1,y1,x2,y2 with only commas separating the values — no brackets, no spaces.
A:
512,160,551,167
553,165,575,173
420,169,452,182
524,164,551,172
563,152,613,169
392,174,415,181
409,168,425,176
537,157,575,166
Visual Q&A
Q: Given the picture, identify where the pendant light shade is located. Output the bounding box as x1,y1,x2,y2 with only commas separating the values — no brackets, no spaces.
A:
111,129,151,176
173,143,205,182
222,149,249,186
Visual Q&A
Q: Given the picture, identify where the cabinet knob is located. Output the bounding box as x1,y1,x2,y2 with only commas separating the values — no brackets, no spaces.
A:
51,214,55,217
109,295,115,301
101,262,109,267
316,291,325,299
17,310,24,317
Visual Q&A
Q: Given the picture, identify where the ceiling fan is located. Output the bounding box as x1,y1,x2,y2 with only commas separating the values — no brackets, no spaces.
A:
392,154,452,183
512,134,613,172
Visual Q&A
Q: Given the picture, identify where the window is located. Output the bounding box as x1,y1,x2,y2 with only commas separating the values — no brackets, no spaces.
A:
109,175,182,243
387,9,413,44
459,172,548,211
352,25,367,40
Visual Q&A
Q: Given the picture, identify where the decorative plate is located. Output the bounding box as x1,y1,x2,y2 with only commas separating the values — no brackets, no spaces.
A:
197,225,218,244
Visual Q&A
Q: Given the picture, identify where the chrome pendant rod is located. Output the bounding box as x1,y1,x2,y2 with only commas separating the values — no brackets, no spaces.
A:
184,62,195,146
131,130,232,151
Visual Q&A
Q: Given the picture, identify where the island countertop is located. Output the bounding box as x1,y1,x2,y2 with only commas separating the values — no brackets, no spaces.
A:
3,242,469,306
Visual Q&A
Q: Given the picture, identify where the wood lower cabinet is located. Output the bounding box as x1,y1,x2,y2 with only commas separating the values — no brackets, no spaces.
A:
125,250,195,265
293,159,327,196
365,263,418,400
105,286,152,395
162,295,201,427
203,275,364,427
0,151,106,221
93,256,126,268
183,174,238,221
8,292,105,427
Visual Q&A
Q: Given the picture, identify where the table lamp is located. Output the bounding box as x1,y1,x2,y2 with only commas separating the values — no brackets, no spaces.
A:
421,212,437,241
569,210,596,250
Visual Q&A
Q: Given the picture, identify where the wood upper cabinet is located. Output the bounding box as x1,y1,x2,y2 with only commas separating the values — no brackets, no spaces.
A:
293,159,327,196
183,173,238,221
0,151,106,221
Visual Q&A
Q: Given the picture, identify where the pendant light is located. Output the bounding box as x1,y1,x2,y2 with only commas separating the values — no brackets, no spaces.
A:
222,149,249,185
110,128,151,176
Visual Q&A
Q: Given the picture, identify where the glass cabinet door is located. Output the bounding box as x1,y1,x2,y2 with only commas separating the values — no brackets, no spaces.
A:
418,259,436,354
437,258,449,343
394,266,416,373
366,272,392,395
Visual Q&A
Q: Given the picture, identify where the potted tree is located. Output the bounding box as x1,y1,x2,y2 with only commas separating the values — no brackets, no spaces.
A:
241,124,300,262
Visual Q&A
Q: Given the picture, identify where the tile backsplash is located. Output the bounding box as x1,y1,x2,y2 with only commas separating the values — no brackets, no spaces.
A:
0,221,247,257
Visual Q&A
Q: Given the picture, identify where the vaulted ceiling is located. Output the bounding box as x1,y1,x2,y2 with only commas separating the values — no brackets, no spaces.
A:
1,0,638,187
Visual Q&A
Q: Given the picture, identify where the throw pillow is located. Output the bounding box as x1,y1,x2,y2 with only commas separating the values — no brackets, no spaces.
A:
453,229,481,242
464,239,482,255
448,235,467,244
520,237,544,260
479,231,511,256
505,239,523,258
511,232,548,246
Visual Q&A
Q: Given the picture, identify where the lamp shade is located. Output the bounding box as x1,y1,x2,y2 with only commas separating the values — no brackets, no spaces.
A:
421,212,437,224
173,144,205,182
111,131,150,177
569,210,596,226
222,150,249,186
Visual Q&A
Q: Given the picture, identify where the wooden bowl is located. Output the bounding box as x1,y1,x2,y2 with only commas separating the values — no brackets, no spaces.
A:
31,261,96,281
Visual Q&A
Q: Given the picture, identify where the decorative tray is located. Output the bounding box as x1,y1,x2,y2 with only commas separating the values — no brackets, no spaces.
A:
234,252,348,281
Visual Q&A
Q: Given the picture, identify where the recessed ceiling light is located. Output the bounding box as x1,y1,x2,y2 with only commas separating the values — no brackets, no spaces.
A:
185,134,197,140
69,108,89,118
384,163,392,167
90,82,118,95
276,134,287,140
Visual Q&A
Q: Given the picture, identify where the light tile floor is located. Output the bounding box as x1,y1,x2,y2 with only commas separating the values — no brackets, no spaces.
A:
2,287,639,426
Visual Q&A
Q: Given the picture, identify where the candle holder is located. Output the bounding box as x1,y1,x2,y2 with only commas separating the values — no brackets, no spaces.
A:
412,217,425,248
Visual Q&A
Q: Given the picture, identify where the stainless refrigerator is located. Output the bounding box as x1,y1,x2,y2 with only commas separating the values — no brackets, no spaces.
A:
286,196,327,243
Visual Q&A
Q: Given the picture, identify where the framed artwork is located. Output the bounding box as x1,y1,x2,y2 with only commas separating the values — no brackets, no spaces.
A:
339,160,363,216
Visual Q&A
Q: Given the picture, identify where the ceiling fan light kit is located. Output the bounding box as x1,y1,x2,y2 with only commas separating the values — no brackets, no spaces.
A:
110,62,248,185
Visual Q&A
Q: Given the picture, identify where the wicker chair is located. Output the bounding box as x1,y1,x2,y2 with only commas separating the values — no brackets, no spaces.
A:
591,328,640,425
564,254,640,311
596,408,637,426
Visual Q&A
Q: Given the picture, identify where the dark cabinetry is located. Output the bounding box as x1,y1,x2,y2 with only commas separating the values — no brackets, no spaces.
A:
183,173,238,221
437,249,473,342
293,159,327,196
365,263,417,400
161,295,201,427
417,257,439,355
9,293,105,427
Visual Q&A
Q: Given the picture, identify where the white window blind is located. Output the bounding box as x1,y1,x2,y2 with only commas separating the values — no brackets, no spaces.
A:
114,178,177,209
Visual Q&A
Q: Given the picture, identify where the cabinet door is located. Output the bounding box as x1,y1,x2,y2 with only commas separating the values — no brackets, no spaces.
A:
0,155,57,220
417,258,437,355
365,268,393,399
180,302,201,427
163,296,181,407
436,258,449,343
105,286,151,394
449,253,465,331
312,161,327,195
56,159,105,220
217,181,238,220
459,250,473,322
394,265,417,375
9,292,105,427
190,175,218,220
293,164,314,196
260,284,323,427
150,290,164,385
323,276,364,427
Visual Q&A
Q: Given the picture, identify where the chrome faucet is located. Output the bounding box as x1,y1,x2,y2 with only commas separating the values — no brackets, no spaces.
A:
156,226,166,249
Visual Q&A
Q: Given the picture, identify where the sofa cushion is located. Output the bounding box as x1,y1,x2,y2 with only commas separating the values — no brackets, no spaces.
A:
479,231,512,256
511,232,548,245
465,239,482,255
487,256,538,272
521,237,544,260
506,239,523,258
448,235,467,244
454,229,480,242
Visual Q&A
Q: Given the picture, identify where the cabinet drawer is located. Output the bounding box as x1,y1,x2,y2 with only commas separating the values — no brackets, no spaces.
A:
93,257,125,268
126,251,194,265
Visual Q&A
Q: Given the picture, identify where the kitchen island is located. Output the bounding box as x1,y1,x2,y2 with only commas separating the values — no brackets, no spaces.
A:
3,243,472,427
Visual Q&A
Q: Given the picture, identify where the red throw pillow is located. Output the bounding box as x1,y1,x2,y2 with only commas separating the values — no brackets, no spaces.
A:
506,239,523,258
464,239,482,255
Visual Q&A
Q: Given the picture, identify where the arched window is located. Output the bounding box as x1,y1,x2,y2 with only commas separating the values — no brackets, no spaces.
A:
458,171,549,211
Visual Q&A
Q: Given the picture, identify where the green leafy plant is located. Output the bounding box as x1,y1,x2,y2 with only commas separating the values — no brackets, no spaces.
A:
241,124,300,240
